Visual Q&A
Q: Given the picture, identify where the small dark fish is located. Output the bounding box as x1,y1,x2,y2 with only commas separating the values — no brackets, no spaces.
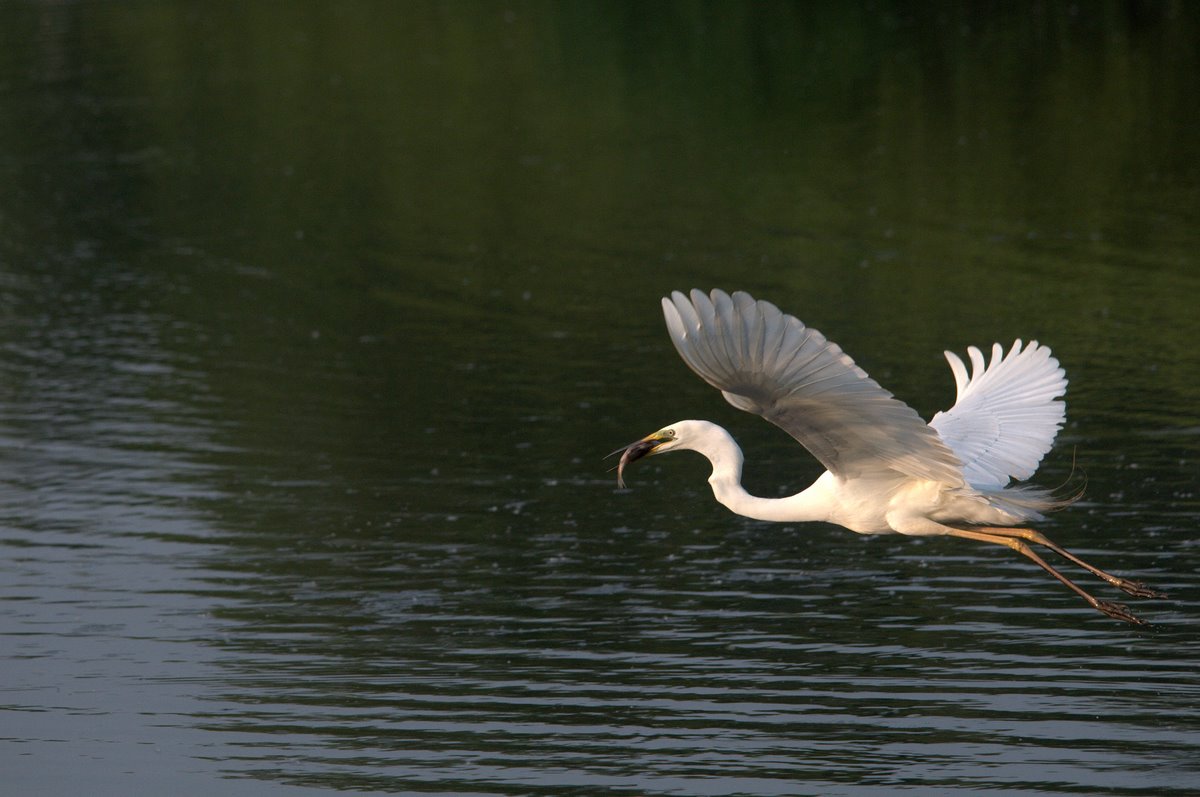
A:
610,437,661,488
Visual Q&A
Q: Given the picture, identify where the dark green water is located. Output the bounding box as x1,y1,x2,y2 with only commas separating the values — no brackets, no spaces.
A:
2,3,1198,795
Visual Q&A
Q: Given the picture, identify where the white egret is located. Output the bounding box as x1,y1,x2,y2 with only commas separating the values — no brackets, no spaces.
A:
614,289,1163,624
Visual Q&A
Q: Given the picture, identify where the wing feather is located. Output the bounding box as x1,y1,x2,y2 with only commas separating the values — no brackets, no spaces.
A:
929,340,1067,489
661,289,965,485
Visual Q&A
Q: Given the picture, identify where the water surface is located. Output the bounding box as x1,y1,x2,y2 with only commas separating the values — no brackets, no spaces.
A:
2,3,1198,795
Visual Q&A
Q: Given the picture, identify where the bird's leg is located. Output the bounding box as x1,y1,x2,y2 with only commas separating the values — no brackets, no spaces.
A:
943,528,1146,625
970,526,1165,599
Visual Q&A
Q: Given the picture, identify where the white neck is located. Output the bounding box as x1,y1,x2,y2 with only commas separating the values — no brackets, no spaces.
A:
681,421,832,523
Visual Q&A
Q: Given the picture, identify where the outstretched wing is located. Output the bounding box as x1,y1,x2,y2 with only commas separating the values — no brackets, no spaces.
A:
661,289,965,485
929,341,1067,489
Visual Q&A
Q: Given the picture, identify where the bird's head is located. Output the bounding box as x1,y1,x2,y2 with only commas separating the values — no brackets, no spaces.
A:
610,421,714,488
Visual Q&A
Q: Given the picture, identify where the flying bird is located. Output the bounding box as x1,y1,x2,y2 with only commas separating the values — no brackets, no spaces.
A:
613,289,1163,624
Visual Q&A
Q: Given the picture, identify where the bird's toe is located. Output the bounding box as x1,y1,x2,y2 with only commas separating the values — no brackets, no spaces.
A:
1095,599,1146,626
1117,580,1166,600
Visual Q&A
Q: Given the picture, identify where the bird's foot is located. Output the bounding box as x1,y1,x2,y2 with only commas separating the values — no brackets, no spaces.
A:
1115,579,1167,600
1095,599,1147,626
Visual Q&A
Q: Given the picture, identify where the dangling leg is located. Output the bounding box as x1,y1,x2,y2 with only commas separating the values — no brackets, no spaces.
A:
972,526,1165,599
943,527,1146,625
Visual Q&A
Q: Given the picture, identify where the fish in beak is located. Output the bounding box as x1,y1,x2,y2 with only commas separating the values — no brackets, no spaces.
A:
608,432,672,488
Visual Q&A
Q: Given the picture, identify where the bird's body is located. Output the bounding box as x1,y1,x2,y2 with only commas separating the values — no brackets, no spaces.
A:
667,419,1040,533
614,289,1163,624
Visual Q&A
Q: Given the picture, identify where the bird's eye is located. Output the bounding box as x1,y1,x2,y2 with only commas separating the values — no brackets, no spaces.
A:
663,429,676,438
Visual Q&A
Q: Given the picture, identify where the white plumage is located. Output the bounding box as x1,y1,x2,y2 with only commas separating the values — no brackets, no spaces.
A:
661,288,966,486
614,289,1163,624
930,341,1066,489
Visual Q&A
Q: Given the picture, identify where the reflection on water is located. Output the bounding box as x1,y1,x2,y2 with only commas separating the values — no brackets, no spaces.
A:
2,2,1199,795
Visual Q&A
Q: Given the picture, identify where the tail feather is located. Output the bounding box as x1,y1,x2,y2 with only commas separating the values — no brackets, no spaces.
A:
976,481,1084,522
